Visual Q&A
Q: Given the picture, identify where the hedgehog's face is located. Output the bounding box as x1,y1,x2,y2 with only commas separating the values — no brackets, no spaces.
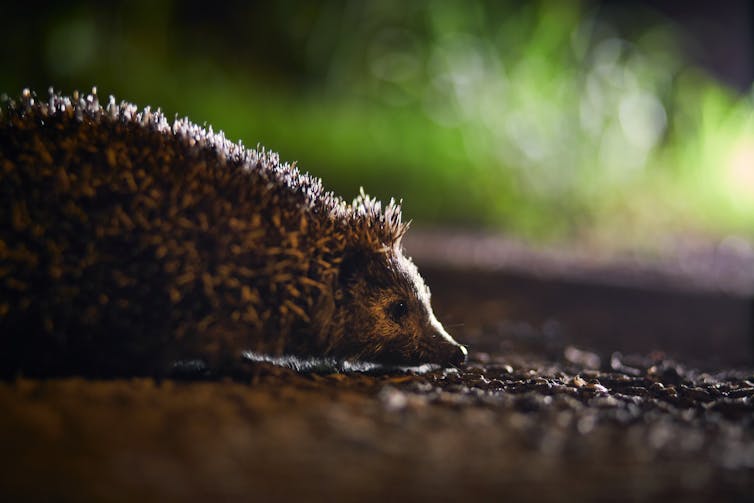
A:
334,247,467,367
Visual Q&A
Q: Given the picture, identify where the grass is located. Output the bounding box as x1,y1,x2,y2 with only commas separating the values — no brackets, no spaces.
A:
2,0,753,249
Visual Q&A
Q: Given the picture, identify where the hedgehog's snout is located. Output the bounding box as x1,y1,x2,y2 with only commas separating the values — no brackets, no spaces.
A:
448,343,468,366
427,320,467,367
436,337,467,367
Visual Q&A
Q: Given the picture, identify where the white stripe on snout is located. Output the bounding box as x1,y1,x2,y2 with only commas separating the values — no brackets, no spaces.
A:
396,251,462,347
430,314,458,345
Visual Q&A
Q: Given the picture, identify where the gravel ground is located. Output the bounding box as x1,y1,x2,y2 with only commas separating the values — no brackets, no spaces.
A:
2,236,753,502
1,349,753,502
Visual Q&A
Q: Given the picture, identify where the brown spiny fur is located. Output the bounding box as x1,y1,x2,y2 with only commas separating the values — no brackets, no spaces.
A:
0,89,466,376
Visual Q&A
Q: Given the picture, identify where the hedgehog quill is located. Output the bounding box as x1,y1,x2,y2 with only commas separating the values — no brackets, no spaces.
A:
0,89,466,376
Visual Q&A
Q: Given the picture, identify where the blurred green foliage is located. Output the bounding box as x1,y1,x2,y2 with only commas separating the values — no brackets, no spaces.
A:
2,0,753,247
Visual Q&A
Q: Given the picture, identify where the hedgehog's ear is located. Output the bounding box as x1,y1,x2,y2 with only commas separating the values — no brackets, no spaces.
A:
338,246,370,286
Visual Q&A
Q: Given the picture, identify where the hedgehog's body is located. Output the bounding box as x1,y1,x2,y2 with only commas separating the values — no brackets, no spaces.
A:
0,90,466,376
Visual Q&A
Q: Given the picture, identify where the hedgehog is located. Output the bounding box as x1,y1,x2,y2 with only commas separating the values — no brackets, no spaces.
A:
0,88,467,377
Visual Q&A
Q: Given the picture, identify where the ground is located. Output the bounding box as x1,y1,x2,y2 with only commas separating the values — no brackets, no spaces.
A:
1,239,753,502
2,349,753,502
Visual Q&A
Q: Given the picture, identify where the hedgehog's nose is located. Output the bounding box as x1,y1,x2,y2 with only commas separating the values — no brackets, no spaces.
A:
448,344,468,366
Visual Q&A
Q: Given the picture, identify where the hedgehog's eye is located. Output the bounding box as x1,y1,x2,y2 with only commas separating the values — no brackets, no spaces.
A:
387,300,409,322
